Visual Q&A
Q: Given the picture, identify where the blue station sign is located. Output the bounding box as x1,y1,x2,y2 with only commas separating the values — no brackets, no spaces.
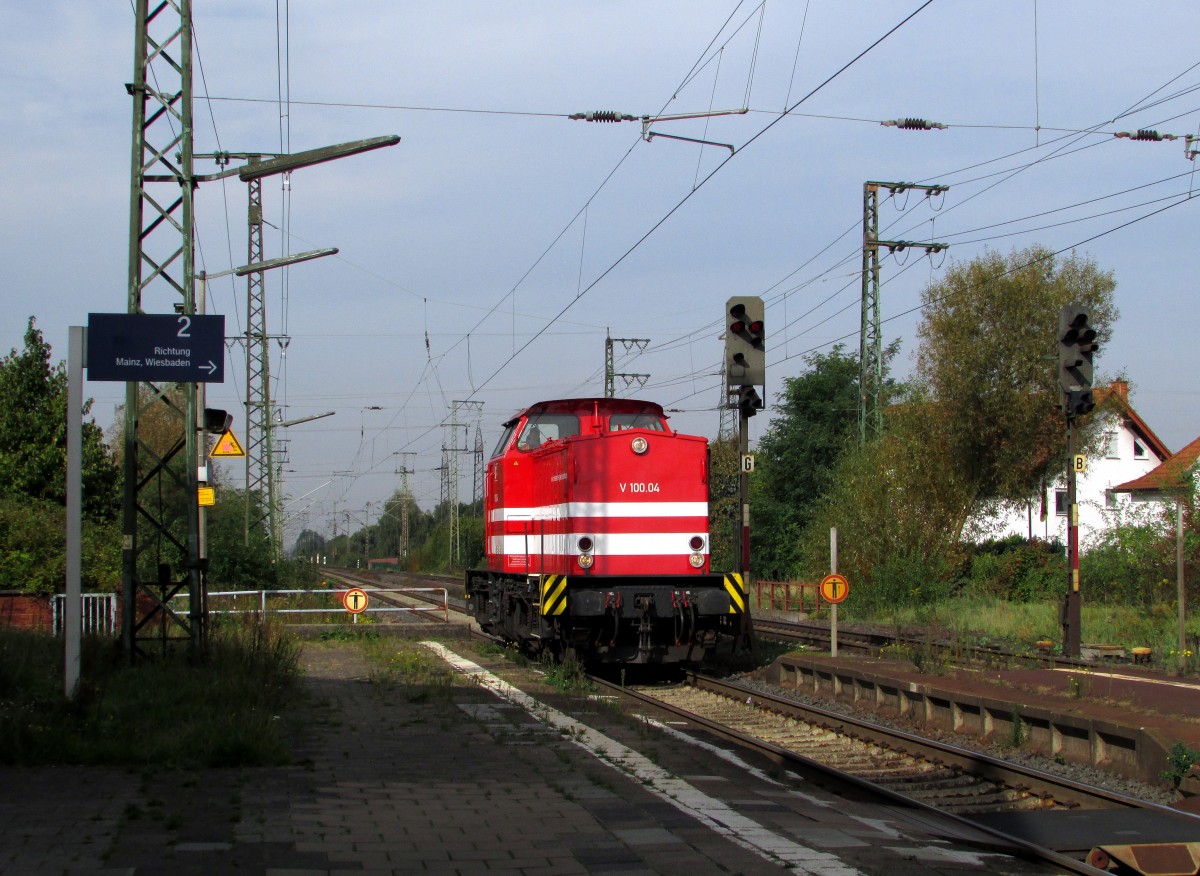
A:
86,313,225,383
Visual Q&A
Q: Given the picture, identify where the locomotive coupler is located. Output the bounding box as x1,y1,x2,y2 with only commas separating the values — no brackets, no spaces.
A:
635,594,654,656
598,591,621,646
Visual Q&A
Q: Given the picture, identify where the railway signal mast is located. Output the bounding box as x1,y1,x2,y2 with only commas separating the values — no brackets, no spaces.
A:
1058,306,1098,658
724,297,765,616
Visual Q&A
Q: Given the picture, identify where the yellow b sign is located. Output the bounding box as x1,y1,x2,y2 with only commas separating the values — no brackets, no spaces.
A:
819,573,850,604
1073,453,1087,473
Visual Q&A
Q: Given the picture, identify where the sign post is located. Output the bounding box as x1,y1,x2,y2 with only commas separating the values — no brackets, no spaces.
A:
342,587,369,624
822,528,850,657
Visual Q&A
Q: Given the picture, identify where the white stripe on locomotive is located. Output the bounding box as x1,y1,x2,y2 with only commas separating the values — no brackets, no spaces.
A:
490,532,707,557
489,501,708,522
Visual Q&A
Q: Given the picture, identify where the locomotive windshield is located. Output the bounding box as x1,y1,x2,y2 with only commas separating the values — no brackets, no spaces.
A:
609,412,666,431
517,413,580,451
491,423,517,458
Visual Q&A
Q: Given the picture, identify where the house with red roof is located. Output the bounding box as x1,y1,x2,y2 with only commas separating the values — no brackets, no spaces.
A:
1111,433,1200,503
972,380,1172,545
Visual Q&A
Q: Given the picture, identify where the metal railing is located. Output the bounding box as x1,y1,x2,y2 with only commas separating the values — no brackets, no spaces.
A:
52,593,119,637
755,581,821,615
193,587,450,623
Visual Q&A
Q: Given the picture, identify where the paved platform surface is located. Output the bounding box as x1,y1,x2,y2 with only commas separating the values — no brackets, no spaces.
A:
0,635,1065,876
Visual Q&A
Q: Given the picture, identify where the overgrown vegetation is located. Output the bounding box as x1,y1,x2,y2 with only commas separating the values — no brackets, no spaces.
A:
1162,742,1199,790
0,619,301,767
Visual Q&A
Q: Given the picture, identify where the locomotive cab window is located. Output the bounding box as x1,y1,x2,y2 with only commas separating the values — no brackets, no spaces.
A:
491,424,517,458
610,413,666,432
517,413,580,451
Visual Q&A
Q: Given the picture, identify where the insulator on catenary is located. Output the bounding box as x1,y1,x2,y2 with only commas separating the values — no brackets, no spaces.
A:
569,111,635,123
1114,129,1179,141
881,117,947,130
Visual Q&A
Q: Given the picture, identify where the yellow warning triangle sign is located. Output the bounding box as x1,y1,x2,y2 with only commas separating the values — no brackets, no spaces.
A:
210,429,246,458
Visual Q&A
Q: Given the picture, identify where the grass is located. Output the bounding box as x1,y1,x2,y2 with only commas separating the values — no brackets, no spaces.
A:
357,637,460,700
0,617,302,767
860,594,1199,671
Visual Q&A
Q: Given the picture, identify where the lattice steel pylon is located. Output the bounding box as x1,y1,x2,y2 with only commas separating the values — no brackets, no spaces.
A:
472,426,484,509
859,181,948,444
718,360,737,440
242,172,275,553
122,0,202,656
604,330,650,398
447,400,483,566
860,182,883,446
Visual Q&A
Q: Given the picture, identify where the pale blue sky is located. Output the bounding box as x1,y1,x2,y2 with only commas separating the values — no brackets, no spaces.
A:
2,2,1197,545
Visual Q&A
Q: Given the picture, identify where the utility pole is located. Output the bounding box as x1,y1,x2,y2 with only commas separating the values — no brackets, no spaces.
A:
860,181,948,444
604,330,650,397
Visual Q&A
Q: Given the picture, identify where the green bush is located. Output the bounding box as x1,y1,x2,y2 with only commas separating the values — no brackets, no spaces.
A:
962,536,1064,602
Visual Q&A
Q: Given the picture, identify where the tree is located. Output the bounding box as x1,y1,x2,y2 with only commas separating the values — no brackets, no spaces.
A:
799,403,975,614
707,435,740,573
0,318,120,520
750,344,874,579
292,529,327,560
915,245,1117,535
205,487,278,588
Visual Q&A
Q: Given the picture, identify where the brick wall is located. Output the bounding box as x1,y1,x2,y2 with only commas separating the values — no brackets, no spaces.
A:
0,592,53,631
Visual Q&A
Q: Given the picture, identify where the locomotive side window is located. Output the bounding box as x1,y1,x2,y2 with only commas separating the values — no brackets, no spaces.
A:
491,424,517,458
517,413,579,451
610,413,666,432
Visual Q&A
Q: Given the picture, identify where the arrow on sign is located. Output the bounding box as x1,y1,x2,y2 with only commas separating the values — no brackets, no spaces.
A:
200,360,218,375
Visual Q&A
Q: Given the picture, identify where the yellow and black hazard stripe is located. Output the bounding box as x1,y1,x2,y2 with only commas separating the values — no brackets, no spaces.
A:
724,572,747,614
540,574,568,616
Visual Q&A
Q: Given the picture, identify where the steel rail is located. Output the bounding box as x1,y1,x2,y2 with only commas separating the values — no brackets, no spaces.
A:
588,671,1200,875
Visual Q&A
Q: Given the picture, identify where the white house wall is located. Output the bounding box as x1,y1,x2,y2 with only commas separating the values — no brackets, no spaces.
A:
969,411,1166,546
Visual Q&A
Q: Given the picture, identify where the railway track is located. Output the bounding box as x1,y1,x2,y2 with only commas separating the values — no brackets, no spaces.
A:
325,570,461,621
602,672,1200,872
753,616,1123,670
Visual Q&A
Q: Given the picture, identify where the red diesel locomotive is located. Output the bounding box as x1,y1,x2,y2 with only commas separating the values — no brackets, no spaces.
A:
465,397,749,664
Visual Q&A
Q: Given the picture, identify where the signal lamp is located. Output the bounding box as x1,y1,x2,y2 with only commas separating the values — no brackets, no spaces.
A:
725,296,765,388
630,437,648,454
577,554,594,569
577,536,594,553
1057,306,1098,418
203,408,233,433
689,535,705,551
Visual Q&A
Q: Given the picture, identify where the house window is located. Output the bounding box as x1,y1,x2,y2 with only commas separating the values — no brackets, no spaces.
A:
1106,490,1118,508
1055,490,1068,516
1103,432,1119,459
1133,437,1148,460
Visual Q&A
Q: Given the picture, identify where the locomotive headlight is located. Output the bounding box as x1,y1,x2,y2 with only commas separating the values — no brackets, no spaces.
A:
689,536,705,551
688,553,705,568
630,436,648,455
577,535,595,568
